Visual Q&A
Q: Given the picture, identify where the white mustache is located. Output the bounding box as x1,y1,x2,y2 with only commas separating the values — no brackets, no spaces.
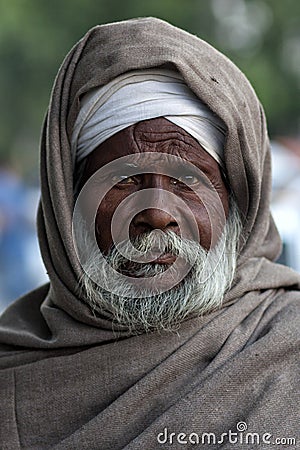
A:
109,229,203,267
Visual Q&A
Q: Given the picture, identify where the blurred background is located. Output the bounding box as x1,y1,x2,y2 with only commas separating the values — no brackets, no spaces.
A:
0,0,299,312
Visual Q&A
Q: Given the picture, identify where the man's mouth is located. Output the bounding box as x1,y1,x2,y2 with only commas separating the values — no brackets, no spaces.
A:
150,252,176,264
116,250,177,277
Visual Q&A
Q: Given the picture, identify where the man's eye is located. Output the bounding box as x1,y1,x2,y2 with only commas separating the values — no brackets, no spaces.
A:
111,175,136,185
171,174,200,186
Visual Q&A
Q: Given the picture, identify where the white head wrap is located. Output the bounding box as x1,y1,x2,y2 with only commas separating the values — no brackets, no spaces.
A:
71,69,226,168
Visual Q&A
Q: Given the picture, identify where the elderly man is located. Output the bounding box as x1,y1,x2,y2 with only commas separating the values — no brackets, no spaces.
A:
0,17,299,449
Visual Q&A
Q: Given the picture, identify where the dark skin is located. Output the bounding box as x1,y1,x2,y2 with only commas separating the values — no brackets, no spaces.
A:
79,118,229,258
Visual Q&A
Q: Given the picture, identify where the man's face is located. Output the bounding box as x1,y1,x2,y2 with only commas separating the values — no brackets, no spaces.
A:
75,118,240,331
79,118,229,258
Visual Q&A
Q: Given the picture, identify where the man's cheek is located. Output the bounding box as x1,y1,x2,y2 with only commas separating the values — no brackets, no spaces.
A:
95,204,113,253
190,202,226,250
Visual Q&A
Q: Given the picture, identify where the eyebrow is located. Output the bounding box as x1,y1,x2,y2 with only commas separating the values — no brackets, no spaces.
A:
119,158,209,178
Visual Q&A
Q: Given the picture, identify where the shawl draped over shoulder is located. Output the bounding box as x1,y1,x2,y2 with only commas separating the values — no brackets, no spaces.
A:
0,17,299,449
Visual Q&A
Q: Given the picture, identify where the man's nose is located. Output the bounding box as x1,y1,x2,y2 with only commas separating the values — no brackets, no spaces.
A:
132,207,178,233
131,174,179,233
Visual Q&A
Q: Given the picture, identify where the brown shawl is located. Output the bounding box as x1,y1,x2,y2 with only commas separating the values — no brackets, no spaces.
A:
0,17,299,449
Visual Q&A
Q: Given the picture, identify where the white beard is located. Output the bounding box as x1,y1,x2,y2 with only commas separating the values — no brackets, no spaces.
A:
75,200,241,333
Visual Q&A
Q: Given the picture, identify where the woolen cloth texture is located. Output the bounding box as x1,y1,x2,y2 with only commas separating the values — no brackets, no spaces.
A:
0,17,299,449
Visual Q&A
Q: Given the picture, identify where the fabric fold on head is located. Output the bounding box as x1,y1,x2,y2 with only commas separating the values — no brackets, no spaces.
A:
71,69,226,168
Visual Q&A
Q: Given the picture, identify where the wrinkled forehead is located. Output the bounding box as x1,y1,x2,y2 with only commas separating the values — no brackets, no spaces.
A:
100,118,215,157
80,118,224,187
